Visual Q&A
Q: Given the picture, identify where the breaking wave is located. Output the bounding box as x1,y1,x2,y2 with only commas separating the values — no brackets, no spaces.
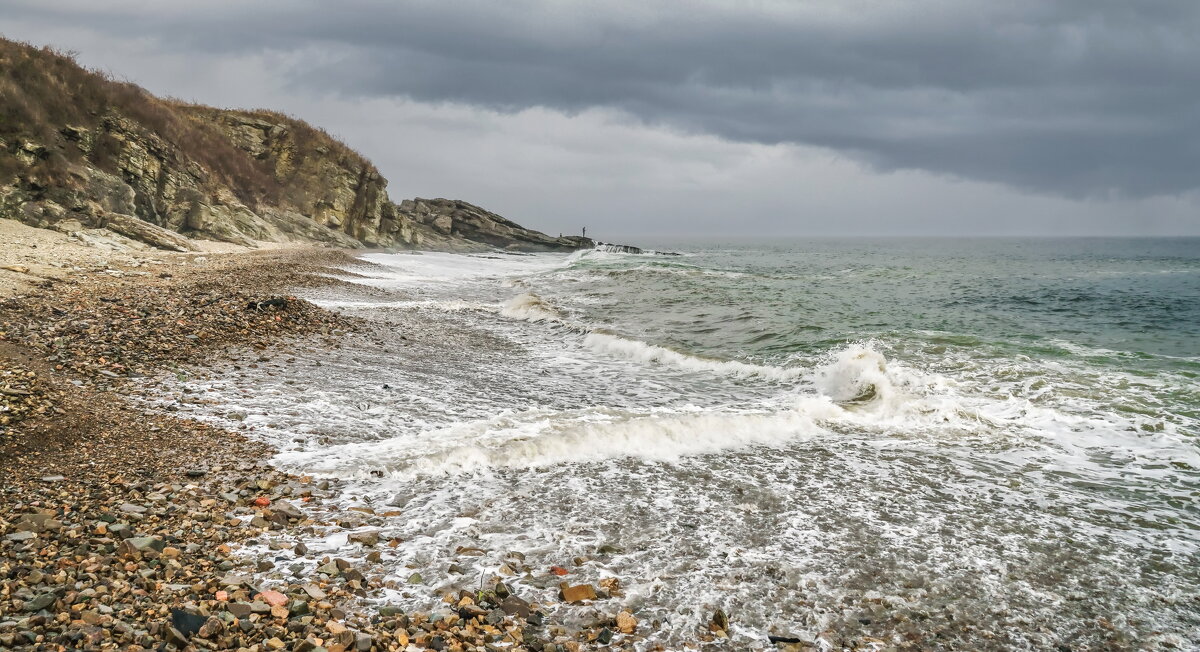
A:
583,332,806,381
500,293,564,322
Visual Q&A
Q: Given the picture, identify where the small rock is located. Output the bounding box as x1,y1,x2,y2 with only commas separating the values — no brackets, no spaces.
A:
39,475,65,483
165,626,189,649
348,530,380,546
257,590,288,607
24,593,56,612
303,584,327,600
712,608,730,632
460,604,487,620
197,616,224,639
119,536,165,556
617,610,637,634
561,584,597,603
501,596,531,619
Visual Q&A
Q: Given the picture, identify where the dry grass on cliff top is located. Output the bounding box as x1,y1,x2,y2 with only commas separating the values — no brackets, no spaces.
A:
0,38,280,206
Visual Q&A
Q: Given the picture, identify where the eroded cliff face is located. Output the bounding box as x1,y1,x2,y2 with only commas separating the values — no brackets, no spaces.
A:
1,109,421,251
186,109,423,249
0,39,585,253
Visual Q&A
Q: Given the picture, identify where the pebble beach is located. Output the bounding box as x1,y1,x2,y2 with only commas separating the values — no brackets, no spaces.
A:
0,221,659,652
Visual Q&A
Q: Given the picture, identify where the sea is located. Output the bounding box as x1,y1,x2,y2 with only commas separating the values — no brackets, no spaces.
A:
172,238,1200,649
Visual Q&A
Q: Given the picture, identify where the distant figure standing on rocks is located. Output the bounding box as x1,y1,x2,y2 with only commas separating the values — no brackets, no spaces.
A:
582,226,587,238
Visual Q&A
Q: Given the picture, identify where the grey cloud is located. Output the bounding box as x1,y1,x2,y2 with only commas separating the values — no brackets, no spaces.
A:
6,0,1200,198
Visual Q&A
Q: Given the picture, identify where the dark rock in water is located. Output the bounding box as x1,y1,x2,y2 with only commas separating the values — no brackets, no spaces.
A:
185,469,206,478
493,581,511,599
459,604,487,620
597,628,613,644
501,596,531,619
768,634,806,644
595,242,643,254
712,608,729,632
170,608,206,638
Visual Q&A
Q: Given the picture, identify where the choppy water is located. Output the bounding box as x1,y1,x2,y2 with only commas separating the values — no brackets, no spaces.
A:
175,239,1200,649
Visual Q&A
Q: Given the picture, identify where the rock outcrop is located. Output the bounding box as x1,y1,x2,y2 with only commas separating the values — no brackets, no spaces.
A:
0,40,584,253
397,198,592,252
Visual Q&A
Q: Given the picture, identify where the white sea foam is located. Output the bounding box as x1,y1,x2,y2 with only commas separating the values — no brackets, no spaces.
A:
583,332,806,381
275,406,837,478
311,298,496,313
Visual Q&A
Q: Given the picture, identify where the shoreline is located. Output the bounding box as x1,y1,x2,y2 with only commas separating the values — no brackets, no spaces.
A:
0,228,651,651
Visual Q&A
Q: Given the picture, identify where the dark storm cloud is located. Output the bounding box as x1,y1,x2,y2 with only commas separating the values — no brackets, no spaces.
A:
8,0,1199,198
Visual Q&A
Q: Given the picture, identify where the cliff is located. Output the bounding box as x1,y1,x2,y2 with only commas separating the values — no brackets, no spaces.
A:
0,40,587,253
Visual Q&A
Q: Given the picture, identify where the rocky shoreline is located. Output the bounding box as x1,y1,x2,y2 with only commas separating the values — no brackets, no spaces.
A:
0,240,703,652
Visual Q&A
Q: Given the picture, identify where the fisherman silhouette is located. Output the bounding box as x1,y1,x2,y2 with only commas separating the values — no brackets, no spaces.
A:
582,226,587,238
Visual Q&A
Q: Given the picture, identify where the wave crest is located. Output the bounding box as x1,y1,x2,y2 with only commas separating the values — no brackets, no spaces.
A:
583,332,806,381
500,293,564,322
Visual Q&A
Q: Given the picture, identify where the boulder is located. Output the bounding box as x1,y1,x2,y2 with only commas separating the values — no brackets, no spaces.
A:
100,212,196,252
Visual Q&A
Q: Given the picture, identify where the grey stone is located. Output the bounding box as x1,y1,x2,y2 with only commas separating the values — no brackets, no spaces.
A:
24,593,56,612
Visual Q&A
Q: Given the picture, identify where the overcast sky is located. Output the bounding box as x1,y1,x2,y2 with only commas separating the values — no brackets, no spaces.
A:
5,0,1199,238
